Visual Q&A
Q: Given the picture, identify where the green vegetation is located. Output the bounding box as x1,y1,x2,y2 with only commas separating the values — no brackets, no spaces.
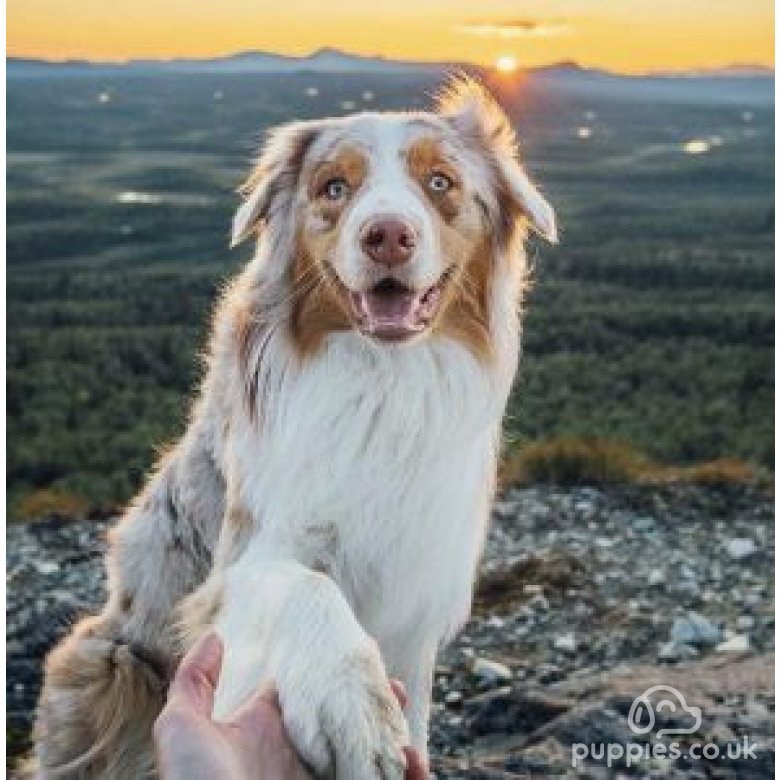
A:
7,73,774,518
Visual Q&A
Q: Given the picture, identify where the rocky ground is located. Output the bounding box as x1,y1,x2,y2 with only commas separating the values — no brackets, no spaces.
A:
7,485,775,778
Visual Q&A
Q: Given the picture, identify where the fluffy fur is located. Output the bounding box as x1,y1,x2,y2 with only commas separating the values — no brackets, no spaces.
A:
34,76,555,779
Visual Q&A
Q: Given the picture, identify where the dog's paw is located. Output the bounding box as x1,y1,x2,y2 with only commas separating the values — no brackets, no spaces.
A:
282,641,409,780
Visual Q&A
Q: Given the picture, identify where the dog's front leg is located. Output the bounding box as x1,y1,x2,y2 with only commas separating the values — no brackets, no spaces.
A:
183,556,409,780
383,638,437,761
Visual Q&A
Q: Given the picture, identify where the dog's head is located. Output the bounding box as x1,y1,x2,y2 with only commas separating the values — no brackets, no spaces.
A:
232,77,556,357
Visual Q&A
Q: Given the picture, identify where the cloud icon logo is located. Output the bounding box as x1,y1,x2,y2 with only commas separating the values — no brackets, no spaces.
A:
627,685,702,737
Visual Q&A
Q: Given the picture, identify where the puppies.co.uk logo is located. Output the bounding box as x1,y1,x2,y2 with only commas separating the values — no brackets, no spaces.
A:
572,684,758,769
627,685,702,737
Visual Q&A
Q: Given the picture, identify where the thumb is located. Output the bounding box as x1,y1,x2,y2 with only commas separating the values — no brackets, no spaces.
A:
168,631,224,716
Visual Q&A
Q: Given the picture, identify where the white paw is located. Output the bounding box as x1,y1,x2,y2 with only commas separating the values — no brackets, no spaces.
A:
282,641,409,780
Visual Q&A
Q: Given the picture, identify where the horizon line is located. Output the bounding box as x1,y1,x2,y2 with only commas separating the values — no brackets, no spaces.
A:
6,47,775,78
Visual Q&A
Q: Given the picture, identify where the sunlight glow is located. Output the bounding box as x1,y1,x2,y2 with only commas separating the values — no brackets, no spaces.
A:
116,191,162,204
683,139,710,155
495,55,518,73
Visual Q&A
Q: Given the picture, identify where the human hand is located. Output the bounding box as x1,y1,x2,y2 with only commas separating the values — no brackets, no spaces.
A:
154,631,309,779
154,632,429,780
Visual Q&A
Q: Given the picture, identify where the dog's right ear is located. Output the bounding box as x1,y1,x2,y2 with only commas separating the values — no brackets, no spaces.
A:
231,121,318,247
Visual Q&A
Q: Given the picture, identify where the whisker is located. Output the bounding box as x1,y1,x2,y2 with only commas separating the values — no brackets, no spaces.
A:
264,267,323,313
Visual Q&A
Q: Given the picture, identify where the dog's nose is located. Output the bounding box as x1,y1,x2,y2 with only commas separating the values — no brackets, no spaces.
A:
360,217,417,267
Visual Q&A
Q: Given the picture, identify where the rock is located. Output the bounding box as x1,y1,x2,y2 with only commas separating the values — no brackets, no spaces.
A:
736,615,755,631
671,579,701,600
658,641,699,662
631,515,656,532
553,633,576,654
523,584,543,596
651,756,675,774
492,500,517,520
707,722,736,743
444,690,463,705
670,612,722,648
472,657,512,684
647,568,666,585
726,538,757,559
32,561,59,576
538,664,565,684
529,593,550,611
6,640,25,656
715,635,750,656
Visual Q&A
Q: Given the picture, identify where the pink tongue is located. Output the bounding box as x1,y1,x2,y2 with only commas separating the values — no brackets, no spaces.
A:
351,285,443,337
351,290,423,335
362,291,417,323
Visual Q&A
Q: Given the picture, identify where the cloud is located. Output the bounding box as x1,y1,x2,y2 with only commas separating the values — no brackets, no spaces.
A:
455,20,572,39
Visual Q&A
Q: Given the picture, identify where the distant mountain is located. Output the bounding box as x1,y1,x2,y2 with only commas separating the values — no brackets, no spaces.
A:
7,48,454,77
7,50,773,83
649,63,774,78
526,59,773,106
530,60,595,75
528,59,774,81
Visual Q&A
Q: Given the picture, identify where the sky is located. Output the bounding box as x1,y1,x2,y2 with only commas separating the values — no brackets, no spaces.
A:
6,0,775,74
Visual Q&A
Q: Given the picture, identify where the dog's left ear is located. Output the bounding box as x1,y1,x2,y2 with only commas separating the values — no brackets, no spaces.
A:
437,76,557,243
231,120,318,247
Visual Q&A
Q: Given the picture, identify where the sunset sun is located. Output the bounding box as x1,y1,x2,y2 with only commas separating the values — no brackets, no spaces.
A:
495,55,518,73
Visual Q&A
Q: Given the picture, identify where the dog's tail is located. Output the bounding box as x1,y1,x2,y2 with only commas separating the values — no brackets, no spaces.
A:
35,616,168,779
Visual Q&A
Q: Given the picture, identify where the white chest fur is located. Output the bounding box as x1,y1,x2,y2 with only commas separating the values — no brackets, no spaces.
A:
228,329,514,644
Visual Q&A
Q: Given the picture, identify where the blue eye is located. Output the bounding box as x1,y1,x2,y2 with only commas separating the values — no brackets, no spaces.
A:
428,172,453,193
324,178,349,200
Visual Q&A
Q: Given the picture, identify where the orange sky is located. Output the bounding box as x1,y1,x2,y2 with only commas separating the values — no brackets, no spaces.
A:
6,0,775,74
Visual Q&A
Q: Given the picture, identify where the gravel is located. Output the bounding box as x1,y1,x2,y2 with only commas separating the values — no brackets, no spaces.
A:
6,485,775,778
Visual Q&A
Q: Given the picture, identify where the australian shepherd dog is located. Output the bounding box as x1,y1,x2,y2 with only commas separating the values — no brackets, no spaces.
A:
35,76,556,778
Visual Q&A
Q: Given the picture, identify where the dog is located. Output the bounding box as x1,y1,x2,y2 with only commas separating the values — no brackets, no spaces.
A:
34,76,556,778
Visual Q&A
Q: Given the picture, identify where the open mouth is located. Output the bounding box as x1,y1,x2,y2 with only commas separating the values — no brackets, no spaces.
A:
349,276,447,341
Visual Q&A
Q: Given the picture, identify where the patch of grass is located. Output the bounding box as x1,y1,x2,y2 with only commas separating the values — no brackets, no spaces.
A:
650,458,766,489
501,437,767,490
501,437,650,488
13,487,89,520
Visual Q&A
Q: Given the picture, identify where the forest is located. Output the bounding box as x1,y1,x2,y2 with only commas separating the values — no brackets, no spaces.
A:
7,71,774,517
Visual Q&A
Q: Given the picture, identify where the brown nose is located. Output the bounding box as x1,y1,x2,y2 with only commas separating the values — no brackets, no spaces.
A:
360,217,417,267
